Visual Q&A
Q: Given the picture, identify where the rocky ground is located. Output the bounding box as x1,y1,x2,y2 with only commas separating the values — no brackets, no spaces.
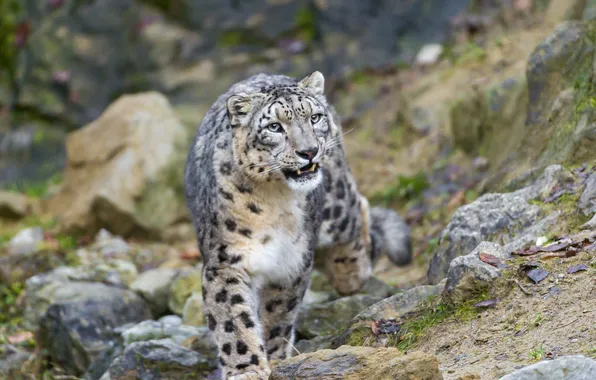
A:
2,1,596,379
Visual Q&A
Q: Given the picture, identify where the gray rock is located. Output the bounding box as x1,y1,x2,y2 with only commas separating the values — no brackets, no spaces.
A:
307,269,397,300
108,339,217,380
579,172,596,215
38,282,152,376
428,165,571,284
302,289,335,305
0,345,31,380
92,230,131,257
8,227,44,255
131,268,179,315
357,276,400,299
296,295,382,339
353,280,446,322
294,335,335,355
159,314,183,327
499,355,596,380
427,192,540,284
0,247,66,286
120,319,212,348
269,346,442,380
582,213,596,229
503,211,561,253
23,261,139,326
444,242,508,304
0,191,30,219
514,165,575,201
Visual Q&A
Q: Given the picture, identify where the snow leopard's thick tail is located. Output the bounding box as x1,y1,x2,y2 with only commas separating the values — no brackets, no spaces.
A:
368,206,412,267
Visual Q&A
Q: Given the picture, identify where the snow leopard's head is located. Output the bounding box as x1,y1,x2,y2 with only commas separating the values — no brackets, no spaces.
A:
227,71,334,192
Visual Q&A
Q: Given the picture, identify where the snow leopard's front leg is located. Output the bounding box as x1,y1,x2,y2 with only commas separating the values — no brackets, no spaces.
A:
259,273,310,361
202,259,270,380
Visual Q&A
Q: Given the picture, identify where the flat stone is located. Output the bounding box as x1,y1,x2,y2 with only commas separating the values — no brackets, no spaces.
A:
270,346,442,380
499,355,596,380
353,280,446,322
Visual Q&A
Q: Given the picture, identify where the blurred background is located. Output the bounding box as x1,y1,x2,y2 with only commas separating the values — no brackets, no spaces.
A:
1,0,575,188
1,1,596,379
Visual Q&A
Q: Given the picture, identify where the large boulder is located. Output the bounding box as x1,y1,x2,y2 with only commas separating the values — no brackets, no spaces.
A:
499,355,596,380
522,20,596,168
427,191,540,284
427,165,569,284
38,282,152,376
44,92,189,239
269,346,443,380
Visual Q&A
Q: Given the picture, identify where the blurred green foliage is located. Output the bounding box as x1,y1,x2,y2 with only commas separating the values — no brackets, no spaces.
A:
0,282,24,325
0,0,22,92
295,4,316,43
5,173,63,198
372,171,429,205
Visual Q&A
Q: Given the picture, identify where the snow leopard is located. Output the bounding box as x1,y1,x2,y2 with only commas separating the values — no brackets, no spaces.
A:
184,71,411,379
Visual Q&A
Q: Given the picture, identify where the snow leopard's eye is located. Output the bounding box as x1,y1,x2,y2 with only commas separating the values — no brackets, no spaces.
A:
310,113,323,124
266,123,283,133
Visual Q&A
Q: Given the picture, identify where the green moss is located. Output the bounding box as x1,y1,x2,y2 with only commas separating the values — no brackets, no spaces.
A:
343,292,490,352
529,344,546,361
216,29,269,48
529,190,591,235
397,291,489,350
294,4,317,43
4,173,63,198
447,42,487,66
370,171,429,206
344,325,377,347
0,282,24,327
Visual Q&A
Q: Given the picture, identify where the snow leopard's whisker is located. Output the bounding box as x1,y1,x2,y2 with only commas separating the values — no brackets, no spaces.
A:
340,127,356,136
259,165,282,175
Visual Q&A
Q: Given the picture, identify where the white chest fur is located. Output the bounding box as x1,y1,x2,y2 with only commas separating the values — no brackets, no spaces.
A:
246,227,308,284
243,197,309,284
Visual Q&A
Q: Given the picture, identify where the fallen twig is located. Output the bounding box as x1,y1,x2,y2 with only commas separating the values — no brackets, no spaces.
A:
552,318,578,331
513,279,533,296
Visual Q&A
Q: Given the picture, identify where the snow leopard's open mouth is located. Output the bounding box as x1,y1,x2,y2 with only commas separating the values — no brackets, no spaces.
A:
284,163,320,180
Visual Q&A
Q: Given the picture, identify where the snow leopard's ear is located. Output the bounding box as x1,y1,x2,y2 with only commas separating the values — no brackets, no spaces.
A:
298,71,325,95
227,92,265,127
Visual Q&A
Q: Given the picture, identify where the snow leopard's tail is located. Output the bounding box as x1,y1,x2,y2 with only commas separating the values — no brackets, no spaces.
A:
368,206,412,267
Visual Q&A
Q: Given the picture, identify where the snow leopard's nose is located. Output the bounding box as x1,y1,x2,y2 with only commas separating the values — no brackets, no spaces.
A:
295,147,319,161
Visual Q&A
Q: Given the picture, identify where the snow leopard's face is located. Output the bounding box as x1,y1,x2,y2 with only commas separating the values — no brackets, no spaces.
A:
227,71,334,192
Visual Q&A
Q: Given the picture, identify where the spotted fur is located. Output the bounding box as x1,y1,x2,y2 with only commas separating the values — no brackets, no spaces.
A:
184,71,411,379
